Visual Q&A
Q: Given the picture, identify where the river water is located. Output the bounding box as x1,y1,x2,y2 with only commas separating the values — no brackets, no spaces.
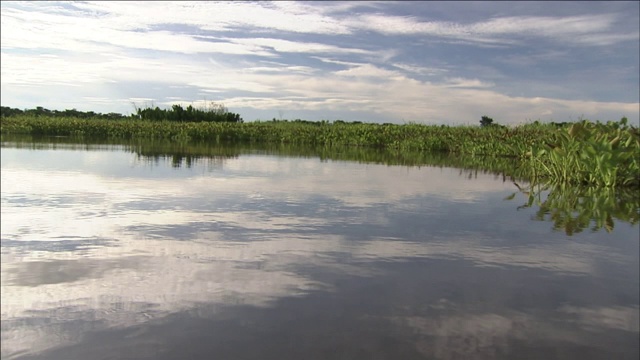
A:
1,138,638,360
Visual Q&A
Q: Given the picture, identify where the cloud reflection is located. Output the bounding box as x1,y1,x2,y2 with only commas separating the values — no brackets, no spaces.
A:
1,145,638,359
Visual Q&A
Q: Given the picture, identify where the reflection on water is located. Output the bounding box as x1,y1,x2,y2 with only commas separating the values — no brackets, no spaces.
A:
2,134,529,178
1,136,638,360
507,182,639,235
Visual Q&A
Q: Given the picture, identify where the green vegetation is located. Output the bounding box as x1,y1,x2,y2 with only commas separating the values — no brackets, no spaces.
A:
1,105,128,120
132,103,243,123
506,182,639,236
479,115,495,127
1,103,243,123
520,118,639,187
0,111,553,154
1,107,638,188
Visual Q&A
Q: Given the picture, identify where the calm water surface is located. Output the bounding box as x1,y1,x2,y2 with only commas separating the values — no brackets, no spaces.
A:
1,140,638,360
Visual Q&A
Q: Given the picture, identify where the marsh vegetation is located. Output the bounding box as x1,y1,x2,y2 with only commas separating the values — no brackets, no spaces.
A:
1,106,638,188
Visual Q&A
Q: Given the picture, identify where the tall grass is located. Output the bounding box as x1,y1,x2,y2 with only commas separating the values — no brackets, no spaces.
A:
1,115,638,187
0,115,549,152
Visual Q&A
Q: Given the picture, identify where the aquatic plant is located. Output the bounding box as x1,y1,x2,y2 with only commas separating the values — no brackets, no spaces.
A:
2,114,638,188
521,118,639,187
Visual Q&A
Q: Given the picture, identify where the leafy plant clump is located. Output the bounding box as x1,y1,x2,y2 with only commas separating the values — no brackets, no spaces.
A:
520,117,639,187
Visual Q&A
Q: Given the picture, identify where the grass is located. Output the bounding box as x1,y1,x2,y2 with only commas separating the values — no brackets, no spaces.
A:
0,115,550,152
1,114,638,188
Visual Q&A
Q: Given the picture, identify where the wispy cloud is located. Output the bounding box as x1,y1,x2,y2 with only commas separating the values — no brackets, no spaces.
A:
73,1,353,35
222,37,376,56
346,13,637,46
391,63,449,76
443,77,494,88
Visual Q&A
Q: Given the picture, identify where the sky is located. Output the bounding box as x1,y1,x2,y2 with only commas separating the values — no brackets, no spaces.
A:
1,1,638,125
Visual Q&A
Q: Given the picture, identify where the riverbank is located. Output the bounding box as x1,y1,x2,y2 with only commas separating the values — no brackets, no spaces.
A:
1,115,637,187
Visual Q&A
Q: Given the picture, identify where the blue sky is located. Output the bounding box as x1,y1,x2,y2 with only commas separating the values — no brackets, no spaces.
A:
1,1,638,125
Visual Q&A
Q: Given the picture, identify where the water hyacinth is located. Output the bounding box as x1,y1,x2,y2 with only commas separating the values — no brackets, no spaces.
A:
1,114,637,188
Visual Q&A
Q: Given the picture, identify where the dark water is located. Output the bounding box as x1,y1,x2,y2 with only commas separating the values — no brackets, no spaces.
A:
1,138,638,360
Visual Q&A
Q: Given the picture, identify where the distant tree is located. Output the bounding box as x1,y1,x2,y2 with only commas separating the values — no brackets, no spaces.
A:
0,106,128,119
1,106,24,117
480,115,494,127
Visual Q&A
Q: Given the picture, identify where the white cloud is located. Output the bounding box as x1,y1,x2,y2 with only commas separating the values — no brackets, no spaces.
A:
572,32,640,46
72,1,353,35
334,63,403,78
225,37,375,56
0,1,637,124
244,64,318,75
443,77,494,88
1,46,636,125
472,15,614,36
392,63,449,76
346,13,637,46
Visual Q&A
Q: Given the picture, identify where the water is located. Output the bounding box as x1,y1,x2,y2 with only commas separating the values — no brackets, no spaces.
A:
1,138,638,360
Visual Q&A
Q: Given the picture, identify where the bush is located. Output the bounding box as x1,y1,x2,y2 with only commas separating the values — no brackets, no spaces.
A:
135,103,243,123
480,116,494,127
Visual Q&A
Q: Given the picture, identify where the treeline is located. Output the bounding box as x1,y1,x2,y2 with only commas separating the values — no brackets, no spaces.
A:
1,106,128,120
134,104,243,123
266,118,366,125
1,103,243,123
